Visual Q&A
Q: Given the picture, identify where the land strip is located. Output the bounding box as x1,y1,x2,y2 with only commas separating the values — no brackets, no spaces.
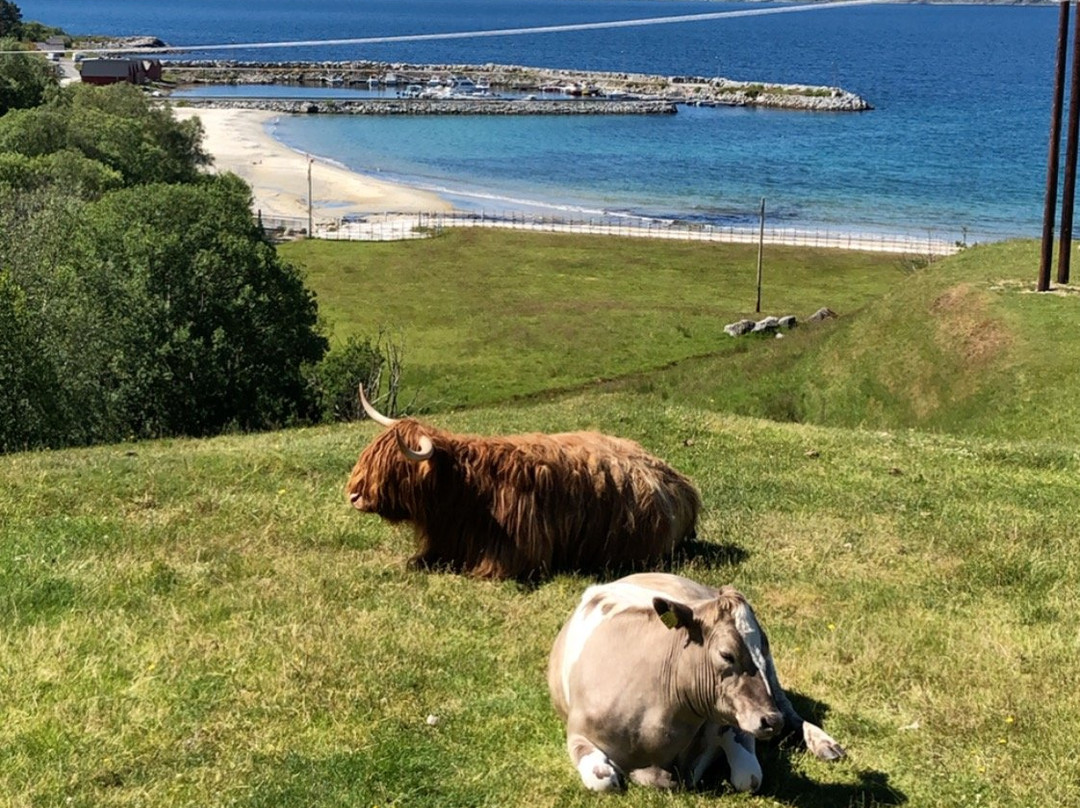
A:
164,59,872,112
174,97,677,115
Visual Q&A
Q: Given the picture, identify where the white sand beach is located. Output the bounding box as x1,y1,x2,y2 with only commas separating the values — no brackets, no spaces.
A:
173,107,454,222
170,106,957,254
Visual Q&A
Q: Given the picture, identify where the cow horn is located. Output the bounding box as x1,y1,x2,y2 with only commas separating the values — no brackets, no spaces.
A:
395,430,435,462
359,383,398,427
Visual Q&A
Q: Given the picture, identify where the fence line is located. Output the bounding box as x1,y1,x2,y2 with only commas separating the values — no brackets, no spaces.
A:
258,210,991,255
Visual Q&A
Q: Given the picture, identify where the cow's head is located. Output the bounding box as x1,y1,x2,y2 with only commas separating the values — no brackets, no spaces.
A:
345,386,439,521
652,590,783,740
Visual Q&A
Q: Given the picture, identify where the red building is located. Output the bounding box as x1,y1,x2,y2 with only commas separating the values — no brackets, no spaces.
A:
80,58,162,86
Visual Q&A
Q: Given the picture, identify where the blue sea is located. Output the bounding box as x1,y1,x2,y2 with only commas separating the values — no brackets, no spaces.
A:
20,1,1063,241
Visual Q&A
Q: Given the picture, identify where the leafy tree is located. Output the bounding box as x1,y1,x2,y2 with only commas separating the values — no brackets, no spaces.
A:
0,37,58,113
0,185,100,449
67,174,329,438
0,2,21,39
19,22,65,43
0,90,330,449
0,149,123,197
0,268,61,452
0,83,209,183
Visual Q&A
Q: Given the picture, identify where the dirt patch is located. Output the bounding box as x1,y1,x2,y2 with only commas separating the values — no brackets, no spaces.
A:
930,283,1011,366
989,278,1080,297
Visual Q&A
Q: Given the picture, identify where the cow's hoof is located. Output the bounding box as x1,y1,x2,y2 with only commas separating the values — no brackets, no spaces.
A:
630,766,676,789
731,773,761,793
578,750,624,791
805,724,845,761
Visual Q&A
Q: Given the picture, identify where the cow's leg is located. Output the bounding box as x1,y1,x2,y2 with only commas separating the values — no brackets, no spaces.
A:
679,722,723,788
718,726,762,793
760,650,845,761
567,733,625,792
629,766,676,789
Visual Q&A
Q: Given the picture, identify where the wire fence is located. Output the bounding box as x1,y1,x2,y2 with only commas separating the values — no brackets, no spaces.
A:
259,210,985,255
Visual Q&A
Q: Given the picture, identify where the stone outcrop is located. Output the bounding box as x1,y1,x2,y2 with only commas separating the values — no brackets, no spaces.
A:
724,314,805,337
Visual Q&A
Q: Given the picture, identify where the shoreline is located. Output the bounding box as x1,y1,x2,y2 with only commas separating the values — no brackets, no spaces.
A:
171,104,963,254
172,106,454,222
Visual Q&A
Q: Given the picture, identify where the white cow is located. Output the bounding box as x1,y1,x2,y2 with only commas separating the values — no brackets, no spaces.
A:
548,572,844,792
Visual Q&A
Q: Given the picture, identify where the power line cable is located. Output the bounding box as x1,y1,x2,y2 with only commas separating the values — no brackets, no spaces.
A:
0,0,881,56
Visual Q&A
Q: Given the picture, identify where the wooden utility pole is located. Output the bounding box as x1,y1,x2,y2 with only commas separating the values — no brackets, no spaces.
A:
755,198,765,314
1039,0,1071,292
1061,2,1080,285
307,154,314,236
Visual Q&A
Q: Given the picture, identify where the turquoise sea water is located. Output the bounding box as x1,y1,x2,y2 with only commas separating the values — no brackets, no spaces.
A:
22,1,1061,240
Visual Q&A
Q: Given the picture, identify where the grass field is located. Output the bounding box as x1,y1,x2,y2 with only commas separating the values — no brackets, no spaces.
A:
281,229,911,409
3,234,1079,807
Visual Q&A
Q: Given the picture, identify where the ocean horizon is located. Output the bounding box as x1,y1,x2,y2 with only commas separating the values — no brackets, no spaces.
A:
22,0,1063,243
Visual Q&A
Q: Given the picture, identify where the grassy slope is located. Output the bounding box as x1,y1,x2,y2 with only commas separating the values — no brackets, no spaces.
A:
282,229,910,409
289,232,1080,444
1,396,1077,807
4,234,1080,806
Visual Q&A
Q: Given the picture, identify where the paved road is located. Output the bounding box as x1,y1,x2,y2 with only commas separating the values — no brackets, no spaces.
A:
57,57,79,86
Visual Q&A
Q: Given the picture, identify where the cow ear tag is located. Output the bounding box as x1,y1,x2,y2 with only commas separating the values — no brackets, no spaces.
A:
659,608,679,629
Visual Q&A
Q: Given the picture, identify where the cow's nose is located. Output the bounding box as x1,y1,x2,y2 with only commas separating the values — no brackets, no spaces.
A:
349,492,364,509
758,712,783,738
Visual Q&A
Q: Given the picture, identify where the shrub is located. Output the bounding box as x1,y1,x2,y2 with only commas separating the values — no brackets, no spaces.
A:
306,331,409,423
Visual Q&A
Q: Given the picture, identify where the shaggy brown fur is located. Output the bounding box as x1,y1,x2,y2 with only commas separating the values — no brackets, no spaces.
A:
345,419,701,579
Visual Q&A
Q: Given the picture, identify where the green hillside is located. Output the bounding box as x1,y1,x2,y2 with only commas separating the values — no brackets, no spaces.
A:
3,233,1079,807
288,232,1080,444
2,392,1077,807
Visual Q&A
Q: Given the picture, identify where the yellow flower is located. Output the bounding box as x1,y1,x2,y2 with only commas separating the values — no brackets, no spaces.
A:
1004,715,1014,724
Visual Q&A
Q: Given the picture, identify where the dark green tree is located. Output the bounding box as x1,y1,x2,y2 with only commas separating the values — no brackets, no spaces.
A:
0,149,123,197
0,2,21,39
0,37,58,113
0,83,209,183
69,174,329,438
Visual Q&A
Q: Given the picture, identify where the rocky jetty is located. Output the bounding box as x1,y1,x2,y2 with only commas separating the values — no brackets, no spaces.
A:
171,97,676,116
164,59,873,113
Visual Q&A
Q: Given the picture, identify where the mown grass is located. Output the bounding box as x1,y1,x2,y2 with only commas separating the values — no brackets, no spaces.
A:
282,229,910,409
4,233,1080,807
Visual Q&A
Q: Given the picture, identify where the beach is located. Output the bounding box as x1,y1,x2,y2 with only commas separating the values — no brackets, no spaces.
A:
172,107,454,222
170,105,958,254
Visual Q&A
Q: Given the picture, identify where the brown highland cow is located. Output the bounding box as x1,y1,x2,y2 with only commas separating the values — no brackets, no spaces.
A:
345,387,700,579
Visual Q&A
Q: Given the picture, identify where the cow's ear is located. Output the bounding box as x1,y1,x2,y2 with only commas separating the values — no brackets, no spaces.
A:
653,597,695,631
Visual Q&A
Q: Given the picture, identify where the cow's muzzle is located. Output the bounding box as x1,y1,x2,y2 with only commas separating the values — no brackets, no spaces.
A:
752,711,784,740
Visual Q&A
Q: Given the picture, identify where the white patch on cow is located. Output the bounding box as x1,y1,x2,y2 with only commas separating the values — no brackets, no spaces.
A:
577,749,623,791
560,581,670,704
718,727,762,793
732,601,771,695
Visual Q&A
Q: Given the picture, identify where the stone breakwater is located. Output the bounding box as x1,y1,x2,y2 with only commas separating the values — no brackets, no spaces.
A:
164,59,873,112
172,98,677,115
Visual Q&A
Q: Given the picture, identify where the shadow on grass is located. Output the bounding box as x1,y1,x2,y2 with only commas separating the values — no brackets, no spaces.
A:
506,537,749,590
668,536,749,570
698,691,906,807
